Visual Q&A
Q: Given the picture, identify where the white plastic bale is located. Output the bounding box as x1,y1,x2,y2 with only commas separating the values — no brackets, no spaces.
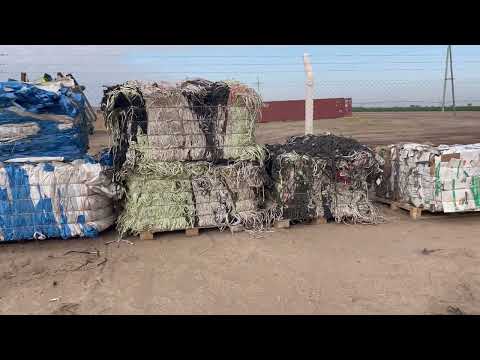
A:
0,159,116,241
377,143,480,213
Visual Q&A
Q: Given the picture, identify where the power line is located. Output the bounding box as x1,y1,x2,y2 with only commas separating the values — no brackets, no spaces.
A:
5,61,463,67
6,52,480,59
4,66,472,74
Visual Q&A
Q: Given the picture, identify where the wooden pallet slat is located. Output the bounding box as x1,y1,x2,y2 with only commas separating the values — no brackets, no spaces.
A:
185,228,200,237
274,219,290,229
138,224,245,240
309,217,328,225
274,216,328,229
374,196,422,219
384,201,480,220
139,231,154,240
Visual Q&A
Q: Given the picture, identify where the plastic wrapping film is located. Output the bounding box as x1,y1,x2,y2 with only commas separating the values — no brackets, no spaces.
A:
0,79,113,242
0,158,116,242
375,143,480,213
0,80,91,162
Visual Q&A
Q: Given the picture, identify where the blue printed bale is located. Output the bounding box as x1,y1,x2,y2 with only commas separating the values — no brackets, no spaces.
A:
0,158,116,242
0,79,92,162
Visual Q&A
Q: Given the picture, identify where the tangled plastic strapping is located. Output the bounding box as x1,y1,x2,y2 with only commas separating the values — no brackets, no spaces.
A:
266,134,384,225
102,78,280,236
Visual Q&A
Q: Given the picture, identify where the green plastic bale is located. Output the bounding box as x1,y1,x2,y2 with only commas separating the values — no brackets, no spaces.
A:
117,176,195,235
223,84,265,161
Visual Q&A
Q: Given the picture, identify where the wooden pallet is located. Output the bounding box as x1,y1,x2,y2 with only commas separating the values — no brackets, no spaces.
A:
374,197,479,220
139,224,244,240
373,198,480,220
374,196,424,219
273,216,328,229
375,197,480,221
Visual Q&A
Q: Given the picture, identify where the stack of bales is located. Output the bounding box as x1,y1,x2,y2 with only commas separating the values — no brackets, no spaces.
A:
0,79,115,242
266,134,384,224
375,143,480,213
101,79,278,236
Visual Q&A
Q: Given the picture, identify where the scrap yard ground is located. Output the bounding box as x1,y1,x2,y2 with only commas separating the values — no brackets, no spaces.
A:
2,111,480,315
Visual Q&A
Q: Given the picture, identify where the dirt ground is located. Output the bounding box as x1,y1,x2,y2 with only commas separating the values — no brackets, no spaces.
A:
2,111,480,315
256,111,480,146
90,111,480,154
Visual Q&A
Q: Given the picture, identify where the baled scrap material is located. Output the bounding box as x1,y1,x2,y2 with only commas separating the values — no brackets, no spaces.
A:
0,81,90,162
116,161,272,235
222,81,265,161
0,158,116,242
99,83,147,177
268,152,326,222
118,175,196,235
191,161,268,229
375,143,480,213
101,79,265,168
102,78,277,235
266,134,383,224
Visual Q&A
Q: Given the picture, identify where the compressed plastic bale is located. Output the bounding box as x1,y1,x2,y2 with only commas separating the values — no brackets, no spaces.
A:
142,86,208,161
267,152,325,222
101,79,266,170
377,142,480,213
191,162,267,228
266,134,383,224
102,79,278,234
117,176,195,235
0,81,91,162
222,83,264,161
330,185,381,224
117,161,273,234
0,159,116,242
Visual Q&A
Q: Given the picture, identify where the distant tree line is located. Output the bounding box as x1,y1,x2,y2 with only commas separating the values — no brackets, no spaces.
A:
353,104,480,112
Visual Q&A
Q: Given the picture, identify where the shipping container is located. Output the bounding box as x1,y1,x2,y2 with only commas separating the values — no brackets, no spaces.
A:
260,98,352,123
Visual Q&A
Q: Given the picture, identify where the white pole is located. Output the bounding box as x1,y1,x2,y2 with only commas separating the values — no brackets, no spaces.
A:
303,53,314,135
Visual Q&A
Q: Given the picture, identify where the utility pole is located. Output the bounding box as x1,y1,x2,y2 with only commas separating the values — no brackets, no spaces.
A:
255,76,262,94
303,53,314,135
442,45,456,115
0,52,5,78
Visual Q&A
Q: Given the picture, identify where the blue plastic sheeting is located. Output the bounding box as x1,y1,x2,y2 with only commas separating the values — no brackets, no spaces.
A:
0,81,89,161
98,149,114,167
0,159,115,242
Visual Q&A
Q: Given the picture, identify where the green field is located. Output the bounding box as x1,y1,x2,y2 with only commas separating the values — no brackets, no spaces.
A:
353,105,480,112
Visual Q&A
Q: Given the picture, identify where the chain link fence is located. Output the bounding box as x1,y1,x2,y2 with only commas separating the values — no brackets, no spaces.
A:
1,46,478,111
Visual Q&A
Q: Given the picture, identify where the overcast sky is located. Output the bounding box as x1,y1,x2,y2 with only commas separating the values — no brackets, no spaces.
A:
1,45,479,107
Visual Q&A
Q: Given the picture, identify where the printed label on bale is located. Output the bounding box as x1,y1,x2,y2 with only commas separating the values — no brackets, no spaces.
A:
440,153,460,162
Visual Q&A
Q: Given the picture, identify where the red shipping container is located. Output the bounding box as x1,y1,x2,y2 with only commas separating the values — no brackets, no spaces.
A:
260,98,351,123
